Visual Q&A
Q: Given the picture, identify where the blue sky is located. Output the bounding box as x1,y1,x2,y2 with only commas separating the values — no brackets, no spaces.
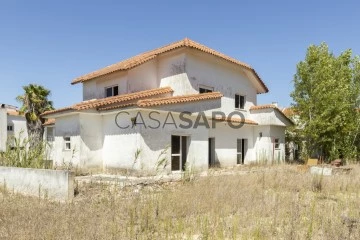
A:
1,0,359,109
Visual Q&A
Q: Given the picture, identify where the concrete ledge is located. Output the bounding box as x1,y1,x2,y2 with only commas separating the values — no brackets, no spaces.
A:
0,166,74,202
310,166,333,176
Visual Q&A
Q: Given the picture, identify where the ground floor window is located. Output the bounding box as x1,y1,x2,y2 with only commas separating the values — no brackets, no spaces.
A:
171,135,188,171
274,138,280,149
64,137,71,150
46,127,54,142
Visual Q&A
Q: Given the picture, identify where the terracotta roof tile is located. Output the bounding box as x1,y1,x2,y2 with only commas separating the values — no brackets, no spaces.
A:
137,92,223,107
212,116,258,125
72,38,268,93
7,109,22,116
282,107,296,117
41,87,173,116
43,119,55,126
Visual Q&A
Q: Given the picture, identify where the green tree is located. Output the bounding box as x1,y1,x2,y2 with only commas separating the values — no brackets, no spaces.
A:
16,84,54,148
291,43,360,161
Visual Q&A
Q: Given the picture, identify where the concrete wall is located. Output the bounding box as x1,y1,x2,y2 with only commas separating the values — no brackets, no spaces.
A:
0,166,74,202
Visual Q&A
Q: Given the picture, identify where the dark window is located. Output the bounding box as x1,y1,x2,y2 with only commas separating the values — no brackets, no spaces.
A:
7,125,13,131
235,94,245,109
113,86,119,96
64,137,71,150
275,138,280,149
105,86,119,97
199,87,213,94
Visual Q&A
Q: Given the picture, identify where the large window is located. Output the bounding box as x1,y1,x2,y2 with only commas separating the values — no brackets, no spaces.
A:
171,135,188,171
235,94,245,109
105,85,119,97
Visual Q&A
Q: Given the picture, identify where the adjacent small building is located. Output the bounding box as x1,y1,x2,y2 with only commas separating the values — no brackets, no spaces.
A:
42,38,293,172
0,104,28,151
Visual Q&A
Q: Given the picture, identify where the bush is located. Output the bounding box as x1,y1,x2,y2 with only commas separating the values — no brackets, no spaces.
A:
0,131,50,169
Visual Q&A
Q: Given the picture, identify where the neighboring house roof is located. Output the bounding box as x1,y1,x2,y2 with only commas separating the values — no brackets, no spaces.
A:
282,107,296,118
7,109,23,116
41,87,174,116
250,104,294,125
98,92,223,110
43,119,55,126
71,38,268,93
212,116,258,125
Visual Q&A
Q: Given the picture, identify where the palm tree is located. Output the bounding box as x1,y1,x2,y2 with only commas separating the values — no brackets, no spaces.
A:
16,84,54,148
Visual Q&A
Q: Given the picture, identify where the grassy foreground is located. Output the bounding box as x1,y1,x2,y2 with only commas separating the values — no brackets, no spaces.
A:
1,165,360,239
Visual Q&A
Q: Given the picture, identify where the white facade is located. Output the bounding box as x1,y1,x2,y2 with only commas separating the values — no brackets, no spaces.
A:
43,39,292,172
0,104,28,152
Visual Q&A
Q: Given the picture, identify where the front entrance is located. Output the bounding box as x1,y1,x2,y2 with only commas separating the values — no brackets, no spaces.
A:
171,135,188,171
237,139,247,164
208,138,215,167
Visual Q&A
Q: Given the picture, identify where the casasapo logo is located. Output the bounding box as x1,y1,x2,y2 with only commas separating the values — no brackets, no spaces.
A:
115,111,246,129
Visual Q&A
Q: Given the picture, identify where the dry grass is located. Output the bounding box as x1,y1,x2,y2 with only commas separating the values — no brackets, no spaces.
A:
1,165,360,239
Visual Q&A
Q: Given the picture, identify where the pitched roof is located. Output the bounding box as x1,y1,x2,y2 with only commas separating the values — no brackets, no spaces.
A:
71,38,268,93
41,87,173,116
212,116,258,125
250,104,294,125
137,92,223,107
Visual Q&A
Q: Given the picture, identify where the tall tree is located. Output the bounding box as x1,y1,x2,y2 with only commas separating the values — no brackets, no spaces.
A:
16,84,54,148
291,43,360,161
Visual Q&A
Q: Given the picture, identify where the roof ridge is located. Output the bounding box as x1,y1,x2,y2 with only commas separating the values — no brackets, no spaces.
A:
71,38,268,93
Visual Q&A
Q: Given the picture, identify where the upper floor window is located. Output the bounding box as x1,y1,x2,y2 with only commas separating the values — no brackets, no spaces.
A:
7,125,13,131
199,85,213,94
105,85,119,98
235,94,245,109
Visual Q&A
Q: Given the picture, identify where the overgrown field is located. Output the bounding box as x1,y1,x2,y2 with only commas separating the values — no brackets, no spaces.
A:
1,165,360,239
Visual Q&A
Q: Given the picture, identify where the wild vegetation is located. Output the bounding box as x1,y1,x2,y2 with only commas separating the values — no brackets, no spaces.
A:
0,132,50,168
1,165,360,239
291,43,360,161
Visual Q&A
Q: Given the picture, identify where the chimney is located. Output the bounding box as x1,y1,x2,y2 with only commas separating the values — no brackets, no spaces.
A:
272,102,278,107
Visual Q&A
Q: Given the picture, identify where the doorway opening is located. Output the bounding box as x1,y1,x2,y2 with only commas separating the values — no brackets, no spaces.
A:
208,138,215,167
171,135,188,171
237,139,247,164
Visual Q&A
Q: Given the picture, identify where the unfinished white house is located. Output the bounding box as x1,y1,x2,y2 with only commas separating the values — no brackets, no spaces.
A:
42,38,292,172
0,104,28,151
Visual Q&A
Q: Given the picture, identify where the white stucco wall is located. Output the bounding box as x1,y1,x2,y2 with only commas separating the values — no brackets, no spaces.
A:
0,109,7,151
52,114,81,167
7,115,28,140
